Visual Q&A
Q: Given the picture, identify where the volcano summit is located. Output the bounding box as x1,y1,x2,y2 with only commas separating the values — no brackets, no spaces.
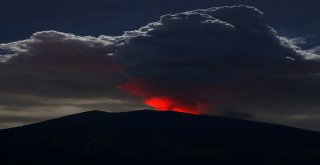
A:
0,110,319,165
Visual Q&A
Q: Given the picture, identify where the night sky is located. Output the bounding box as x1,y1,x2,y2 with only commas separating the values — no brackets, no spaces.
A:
1,0,320,131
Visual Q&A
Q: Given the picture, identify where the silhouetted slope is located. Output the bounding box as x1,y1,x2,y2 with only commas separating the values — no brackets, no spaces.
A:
0,110,319,165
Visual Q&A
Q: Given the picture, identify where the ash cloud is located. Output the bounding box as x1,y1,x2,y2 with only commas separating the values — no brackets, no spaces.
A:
0,31,142,128
1,6,320,130
116,6,320,117
0,31,127,98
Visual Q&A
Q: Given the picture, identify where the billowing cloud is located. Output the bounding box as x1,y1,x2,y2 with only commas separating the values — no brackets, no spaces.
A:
0,31,127,98
116,6,320,118
1,6,320,130
0,31,142,128
289,35,320,55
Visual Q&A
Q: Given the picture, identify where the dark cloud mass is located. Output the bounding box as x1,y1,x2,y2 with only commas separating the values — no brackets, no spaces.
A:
0,31,140,128
1,6,320,130
116,6,320,116
0,31,126,98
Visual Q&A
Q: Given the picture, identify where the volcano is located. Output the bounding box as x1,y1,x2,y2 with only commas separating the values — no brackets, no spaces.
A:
0,110,319,165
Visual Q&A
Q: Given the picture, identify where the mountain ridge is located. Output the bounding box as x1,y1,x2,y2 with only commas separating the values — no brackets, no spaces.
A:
0,110,320,165
3,109,319,133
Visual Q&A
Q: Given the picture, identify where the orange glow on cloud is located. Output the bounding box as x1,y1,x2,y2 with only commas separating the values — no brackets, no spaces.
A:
143,97,200,115
118,79,207,115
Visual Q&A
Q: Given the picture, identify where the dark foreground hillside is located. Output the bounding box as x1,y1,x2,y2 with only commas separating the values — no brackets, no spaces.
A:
0,110,319,165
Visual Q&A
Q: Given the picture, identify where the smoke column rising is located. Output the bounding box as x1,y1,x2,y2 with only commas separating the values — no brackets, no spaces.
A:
2,6,320,119
115,6,310,115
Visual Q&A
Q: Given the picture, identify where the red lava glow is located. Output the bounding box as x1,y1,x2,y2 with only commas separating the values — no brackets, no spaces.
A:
118,79,207,115
143,97,200,115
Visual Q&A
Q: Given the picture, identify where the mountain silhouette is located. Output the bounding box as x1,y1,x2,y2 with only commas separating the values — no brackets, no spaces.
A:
0,110,319,165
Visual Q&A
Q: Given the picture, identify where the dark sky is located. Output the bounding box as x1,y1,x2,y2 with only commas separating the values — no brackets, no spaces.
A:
1,0,320,131
1,0,320,42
